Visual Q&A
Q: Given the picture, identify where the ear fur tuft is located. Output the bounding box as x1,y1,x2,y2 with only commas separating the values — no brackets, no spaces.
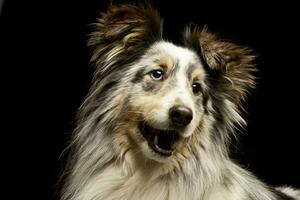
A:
87,4,162,82
88,4,162,68
184,26,256,105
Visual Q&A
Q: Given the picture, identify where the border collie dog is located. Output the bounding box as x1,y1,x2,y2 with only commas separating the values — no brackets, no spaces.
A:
61,4,300,200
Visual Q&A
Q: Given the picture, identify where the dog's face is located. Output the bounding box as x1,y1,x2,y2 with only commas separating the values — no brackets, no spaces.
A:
126,42,207,162
87,4,255,164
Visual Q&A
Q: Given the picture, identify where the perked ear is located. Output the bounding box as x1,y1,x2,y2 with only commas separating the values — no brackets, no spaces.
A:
183,26,256,105
88,4,162,74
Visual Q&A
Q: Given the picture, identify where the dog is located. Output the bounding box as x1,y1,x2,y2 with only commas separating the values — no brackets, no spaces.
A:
60,4,300,200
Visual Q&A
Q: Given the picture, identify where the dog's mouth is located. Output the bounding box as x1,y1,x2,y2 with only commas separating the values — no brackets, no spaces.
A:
139,122,181,157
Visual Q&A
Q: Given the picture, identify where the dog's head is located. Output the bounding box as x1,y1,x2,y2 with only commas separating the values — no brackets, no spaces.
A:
86,4,255,163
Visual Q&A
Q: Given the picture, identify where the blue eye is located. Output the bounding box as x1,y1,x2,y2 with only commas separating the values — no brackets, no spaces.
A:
150,70,164,81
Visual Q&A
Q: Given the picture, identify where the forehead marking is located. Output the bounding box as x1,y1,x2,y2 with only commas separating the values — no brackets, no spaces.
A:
153,41,198,66
153,41,202,79
155,56,173,71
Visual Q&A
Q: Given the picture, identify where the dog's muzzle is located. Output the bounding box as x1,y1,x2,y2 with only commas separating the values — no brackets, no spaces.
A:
138,105,193,156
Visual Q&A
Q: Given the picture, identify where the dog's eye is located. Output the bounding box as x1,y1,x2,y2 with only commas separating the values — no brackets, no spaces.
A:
150,70,164,81
192,83,202,94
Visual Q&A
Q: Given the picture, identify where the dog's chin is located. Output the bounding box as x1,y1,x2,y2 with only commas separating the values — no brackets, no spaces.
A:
138,122,181,162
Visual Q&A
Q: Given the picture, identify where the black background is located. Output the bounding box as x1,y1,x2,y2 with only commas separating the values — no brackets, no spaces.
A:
1,0,299,199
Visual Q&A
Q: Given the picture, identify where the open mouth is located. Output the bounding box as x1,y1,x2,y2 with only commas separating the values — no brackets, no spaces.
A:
139,122,181,157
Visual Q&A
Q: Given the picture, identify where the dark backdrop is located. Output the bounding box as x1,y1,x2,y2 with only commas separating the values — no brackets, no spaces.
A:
1,0,299,199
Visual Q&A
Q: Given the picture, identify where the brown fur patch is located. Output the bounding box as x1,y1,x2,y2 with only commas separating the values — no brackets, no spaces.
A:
155,56,174,72
190,68,205,82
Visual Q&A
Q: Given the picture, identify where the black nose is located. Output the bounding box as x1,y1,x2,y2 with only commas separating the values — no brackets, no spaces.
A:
169,105,193,127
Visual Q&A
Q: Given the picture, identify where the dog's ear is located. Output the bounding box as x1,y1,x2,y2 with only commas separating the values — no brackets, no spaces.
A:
88,4,162,74
184,26,256,105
